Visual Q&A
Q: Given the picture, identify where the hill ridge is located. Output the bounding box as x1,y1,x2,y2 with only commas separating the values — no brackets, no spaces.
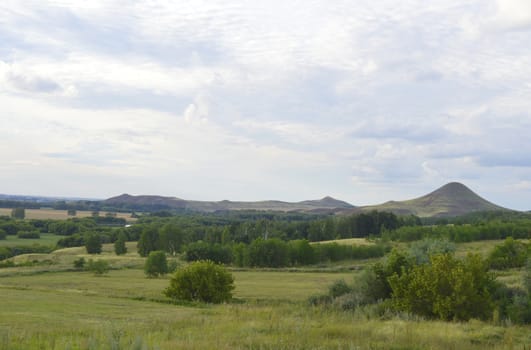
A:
358,182,508,217
103,194,354,213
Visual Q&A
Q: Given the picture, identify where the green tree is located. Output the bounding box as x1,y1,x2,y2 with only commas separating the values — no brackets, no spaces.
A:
159,222,184,255
137,225,159,257
184,241,232,264
114,232,127,255
0,228,6,240
11,207,25,219
288,239,316,265
85,233,102,254
247,238,289,267
67,209,77,216
144,250,168,277
164,260,234,303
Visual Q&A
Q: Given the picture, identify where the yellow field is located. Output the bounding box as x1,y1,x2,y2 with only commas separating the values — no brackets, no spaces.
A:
0,208,134,221
311,238,375,245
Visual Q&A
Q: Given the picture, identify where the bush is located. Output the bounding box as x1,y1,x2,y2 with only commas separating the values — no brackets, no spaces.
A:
288,239,316,265
87,259,110,275
144,250,168,277
389,253,496,321
164,260,234,303
85,233,102,254
328,279,352,298
73,257,85,269
184,242,232,264
114,233,127,255
408,238,455,264
247,238,289,267
0,229,6,240
488,237,529,270
16,231,40,239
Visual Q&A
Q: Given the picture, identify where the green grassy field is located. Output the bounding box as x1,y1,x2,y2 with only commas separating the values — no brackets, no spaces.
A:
0,240,530,349
1,267,529,350
0,233,64,247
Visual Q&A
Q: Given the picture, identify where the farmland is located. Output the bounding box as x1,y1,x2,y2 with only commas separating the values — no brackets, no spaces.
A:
0,208,134,221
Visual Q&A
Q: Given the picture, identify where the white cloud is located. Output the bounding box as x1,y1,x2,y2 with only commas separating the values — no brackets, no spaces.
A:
0,0,530,209
494,0,531,29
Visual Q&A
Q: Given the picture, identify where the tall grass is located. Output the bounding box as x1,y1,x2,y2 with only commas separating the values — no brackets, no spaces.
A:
1,266,530,349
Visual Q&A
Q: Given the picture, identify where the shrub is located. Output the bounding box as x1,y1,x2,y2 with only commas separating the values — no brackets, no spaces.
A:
408,238,455,264
328,279,352,298
73,257,85,269
0,229,6,240
164,260,234,303
87,259,110,275
288,239,316,265
16,231,40,239
389,253,495,321
247,238,289,267
144,250,168,277
488,237,529,270
114,233,127,255
85,233,102,254
184,242,232,264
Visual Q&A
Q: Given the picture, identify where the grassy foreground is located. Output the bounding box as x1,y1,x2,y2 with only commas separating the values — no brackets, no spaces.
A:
0,240,530,349
0,267,530,349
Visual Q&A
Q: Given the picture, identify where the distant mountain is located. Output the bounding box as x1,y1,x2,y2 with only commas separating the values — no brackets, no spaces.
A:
103,194,355,213
357,182,509,217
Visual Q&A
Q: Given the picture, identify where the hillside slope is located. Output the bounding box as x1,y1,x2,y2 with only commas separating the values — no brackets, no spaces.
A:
103,194,354,213
359,182,508,217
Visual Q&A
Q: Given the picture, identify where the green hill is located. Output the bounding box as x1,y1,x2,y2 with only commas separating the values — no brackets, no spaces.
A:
359,182,509,217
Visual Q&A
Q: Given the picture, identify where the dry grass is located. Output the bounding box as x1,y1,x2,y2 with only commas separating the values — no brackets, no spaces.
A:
312,238,375,246
0,208,135,221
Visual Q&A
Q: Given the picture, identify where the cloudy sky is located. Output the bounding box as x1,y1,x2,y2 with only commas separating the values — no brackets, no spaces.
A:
1,0,530,210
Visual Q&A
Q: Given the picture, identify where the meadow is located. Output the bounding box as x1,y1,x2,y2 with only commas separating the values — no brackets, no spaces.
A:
0,233,65,248
1,239,530,349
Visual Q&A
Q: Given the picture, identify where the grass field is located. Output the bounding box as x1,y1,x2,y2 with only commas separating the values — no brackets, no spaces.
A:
1,268,529,349
0,240,530,349
0,233,64,248
0,208,135,221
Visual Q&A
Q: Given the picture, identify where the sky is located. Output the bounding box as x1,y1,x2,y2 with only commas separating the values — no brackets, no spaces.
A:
1,0,530,210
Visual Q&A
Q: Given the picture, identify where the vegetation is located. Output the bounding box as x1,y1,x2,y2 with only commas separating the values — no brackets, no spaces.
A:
16,231,40,239
85,233,102,254
389,253,495,321
114,232,127,255
1,205,531,348
144,250,168,277
488,237,529,270
86,259,110,275
0,241,530,349
165,260,234,303
11,207,25,219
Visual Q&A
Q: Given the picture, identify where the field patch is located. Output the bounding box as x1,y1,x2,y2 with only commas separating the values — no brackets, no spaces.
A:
311,238,375,245
0,233,64,248
0,208,135,221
